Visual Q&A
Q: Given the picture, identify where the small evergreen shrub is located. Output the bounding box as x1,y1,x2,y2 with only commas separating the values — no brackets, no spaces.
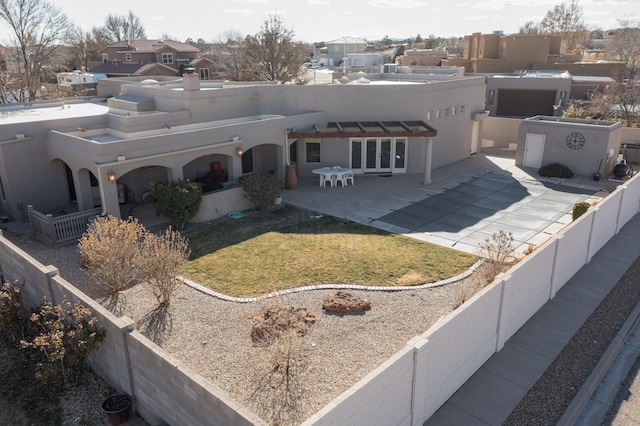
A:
538,163,574,179
241,174,283,211
572,201,591,221
149,179,203,230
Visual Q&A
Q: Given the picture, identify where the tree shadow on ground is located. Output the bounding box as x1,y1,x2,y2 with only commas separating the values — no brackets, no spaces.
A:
137,306,173,345
100,293,127,317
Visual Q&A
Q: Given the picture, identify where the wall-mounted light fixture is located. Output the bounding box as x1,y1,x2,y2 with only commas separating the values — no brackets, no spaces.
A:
107,171,116,183
236,147,244,157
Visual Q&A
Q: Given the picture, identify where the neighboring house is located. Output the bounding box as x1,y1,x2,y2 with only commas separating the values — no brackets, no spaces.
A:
484,70,615,118
325,37,368,68
0,71,489,223
396,48,448,67
443,32,625,80
90,39,214,79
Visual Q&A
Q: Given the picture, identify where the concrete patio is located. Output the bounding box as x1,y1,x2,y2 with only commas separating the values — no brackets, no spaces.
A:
282,152,620,255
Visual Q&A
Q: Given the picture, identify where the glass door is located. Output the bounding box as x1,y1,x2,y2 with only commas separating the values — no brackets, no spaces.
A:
356,137,407,173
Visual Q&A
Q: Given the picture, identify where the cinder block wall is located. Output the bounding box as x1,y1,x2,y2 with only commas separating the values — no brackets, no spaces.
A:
0,233,264,426
1,171,639,426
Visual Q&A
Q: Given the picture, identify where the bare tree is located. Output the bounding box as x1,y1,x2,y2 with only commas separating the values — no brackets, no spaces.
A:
78,215,147,295
565,82,640,128
209,29,245,81
135,227,190,308
240,15,307,84
539,0,588,53
606,19,640,81
519,21,542,34
93,10,146,44
0,0,70,102
66,25,101,71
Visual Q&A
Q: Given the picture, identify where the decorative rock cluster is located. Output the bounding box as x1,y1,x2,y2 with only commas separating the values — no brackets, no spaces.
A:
322,291,371,314
251,305,316,343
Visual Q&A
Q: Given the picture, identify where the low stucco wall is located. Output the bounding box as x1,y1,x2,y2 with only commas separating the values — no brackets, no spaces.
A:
482,116,522,149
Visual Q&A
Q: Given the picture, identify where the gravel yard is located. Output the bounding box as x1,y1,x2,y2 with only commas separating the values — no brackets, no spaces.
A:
1,221,474,425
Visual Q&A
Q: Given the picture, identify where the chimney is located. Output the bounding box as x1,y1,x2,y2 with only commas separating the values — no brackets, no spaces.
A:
182,67,200,91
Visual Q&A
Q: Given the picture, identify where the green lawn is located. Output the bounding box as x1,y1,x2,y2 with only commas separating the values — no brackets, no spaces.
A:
184,205,476,297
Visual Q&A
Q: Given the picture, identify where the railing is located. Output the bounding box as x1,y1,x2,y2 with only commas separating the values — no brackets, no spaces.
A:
28,205,102,246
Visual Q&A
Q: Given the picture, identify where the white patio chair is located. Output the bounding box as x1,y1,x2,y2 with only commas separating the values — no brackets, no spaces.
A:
345,172,355,186
321,172,335,188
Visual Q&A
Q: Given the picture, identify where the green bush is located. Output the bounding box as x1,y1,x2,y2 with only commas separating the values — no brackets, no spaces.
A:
538,163,574,179
149,179,203,230
572,201,591,221
241,174,283,211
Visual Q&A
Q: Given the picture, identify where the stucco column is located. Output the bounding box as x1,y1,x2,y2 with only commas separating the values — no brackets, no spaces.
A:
100,174,121,219
423,137,433,185
74,168,94,211
168,167,184,181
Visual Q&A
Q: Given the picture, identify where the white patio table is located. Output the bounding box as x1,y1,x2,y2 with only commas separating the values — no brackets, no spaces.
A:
312,167,354,188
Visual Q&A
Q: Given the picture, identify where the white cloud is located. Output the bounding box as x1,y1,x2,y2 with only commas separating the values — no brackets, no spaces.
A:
309,0,330,5
224,8,260,16
368,0,427,8
151,16,166,22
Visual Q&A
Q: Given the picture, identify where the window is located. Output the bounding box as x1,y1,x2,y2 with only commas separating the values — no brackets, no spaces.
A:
460,105,465,114
199,68,210,80
488,90,495,105
452,106,457,115
102,53,108,63
435,109,441,119
162,53,173,64
426,111,432,120
306,142,321,163
125,53,132,61
444,108,449,117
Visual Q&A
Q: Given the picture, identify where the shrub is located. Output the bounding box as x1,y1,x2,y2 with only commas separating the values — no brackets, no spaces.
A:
21,296,105,384
241,174,283,211
149,179,203,230
136,227,190,307
0,281,26,342
572,201,591,221
476,230,515,285
538,163,574,179
78,216,147,295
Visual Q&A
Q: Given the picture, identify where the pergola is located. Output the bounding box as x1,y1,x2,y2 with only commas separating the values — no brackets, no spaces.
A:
286,120,438,184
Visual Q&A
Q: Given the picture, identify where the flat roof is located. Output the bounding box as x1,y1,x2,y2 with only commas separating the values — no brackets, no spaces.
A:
0,101,109,125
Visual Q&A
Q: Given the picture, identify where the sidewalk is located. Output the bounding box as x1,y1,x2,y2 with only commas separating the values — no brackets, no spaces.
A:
424,213,640,425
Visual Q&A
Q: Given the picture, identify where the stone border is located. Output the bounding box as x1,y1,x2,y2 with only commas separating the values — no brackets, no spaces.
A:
178,259,483,303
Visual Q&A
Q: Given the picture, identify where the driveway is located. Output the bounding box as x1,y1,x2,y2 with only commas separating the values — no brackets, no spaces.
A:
282,153,617,255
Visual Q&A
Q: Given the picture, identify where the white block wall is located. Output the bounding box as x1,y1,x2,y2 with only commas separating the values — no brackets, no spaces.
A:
304,346,415,426
498,238,558,347
412,282,503,422
617,174,640,231
588,189,623,260
550,212,593,296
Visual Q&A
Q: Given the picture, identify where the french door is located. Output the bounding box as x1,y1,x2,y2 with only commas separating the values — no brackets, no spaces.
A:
350,137,407,174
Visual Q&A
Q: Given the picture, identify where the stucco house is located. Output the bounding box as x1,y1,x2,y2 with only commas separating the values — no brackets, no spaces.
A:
324,37,368,68
90,39,214,80
0,71,489,225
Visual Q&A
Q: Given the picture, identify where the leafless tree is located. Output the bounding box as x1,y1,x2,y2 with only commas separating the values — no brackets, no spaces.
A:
564,83,640,128
519,21,542,34
240,15,307,84
605,19,640,81
520,0,588,53
135,227,190,308
210,29,245,81
66,25,101,71
92,10,146,44
0,0,71,102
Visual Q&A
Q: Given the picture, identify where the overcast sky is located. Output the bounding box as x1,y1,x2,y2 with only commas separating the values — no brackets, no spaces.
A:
41,0,640,43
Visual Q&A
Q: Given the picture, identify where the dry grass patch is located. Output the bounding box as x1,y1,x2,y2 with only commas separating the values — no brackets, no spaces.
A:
184,206,476,297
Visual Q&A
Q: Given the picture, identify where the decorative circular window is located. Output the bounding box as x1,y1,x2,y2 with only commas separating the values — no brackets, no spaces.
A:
566,132,585,150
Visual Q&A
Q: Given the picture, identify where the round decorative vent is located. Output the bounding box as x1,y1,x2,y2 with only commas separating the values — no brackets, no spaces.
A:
566,132,585,150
